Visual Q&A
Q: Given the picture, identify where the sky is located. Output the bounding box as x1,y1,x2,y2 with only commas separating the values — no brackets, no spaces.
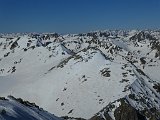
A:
0,0,160,33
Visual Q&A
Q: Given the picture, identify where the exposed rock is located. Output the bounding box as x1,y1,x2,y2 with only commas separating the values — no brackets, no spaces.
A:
100,68,111,77
114,99,146,120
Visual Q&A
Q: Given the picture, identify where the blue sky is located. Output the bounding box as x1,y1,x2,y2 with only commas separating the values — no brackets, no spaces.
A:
0,0,160,33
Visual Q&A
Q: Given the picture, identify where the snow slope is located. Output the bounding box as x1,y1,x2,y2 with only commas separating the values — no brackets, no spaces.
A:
0,96,61,120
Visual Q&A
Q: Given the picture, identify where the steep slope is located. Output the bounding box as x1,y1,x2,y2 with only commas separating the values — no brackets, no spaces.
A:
0,96,61,120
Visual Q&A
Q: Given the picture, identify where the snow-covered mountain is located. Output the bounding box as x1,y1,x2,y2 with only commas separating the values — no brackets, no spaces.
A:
0,30,160,120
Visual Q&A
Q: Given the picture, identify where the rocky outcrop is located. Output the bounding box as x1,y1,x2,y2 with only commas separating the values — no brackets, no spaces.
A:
89,98,158,120
114,99,146,120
